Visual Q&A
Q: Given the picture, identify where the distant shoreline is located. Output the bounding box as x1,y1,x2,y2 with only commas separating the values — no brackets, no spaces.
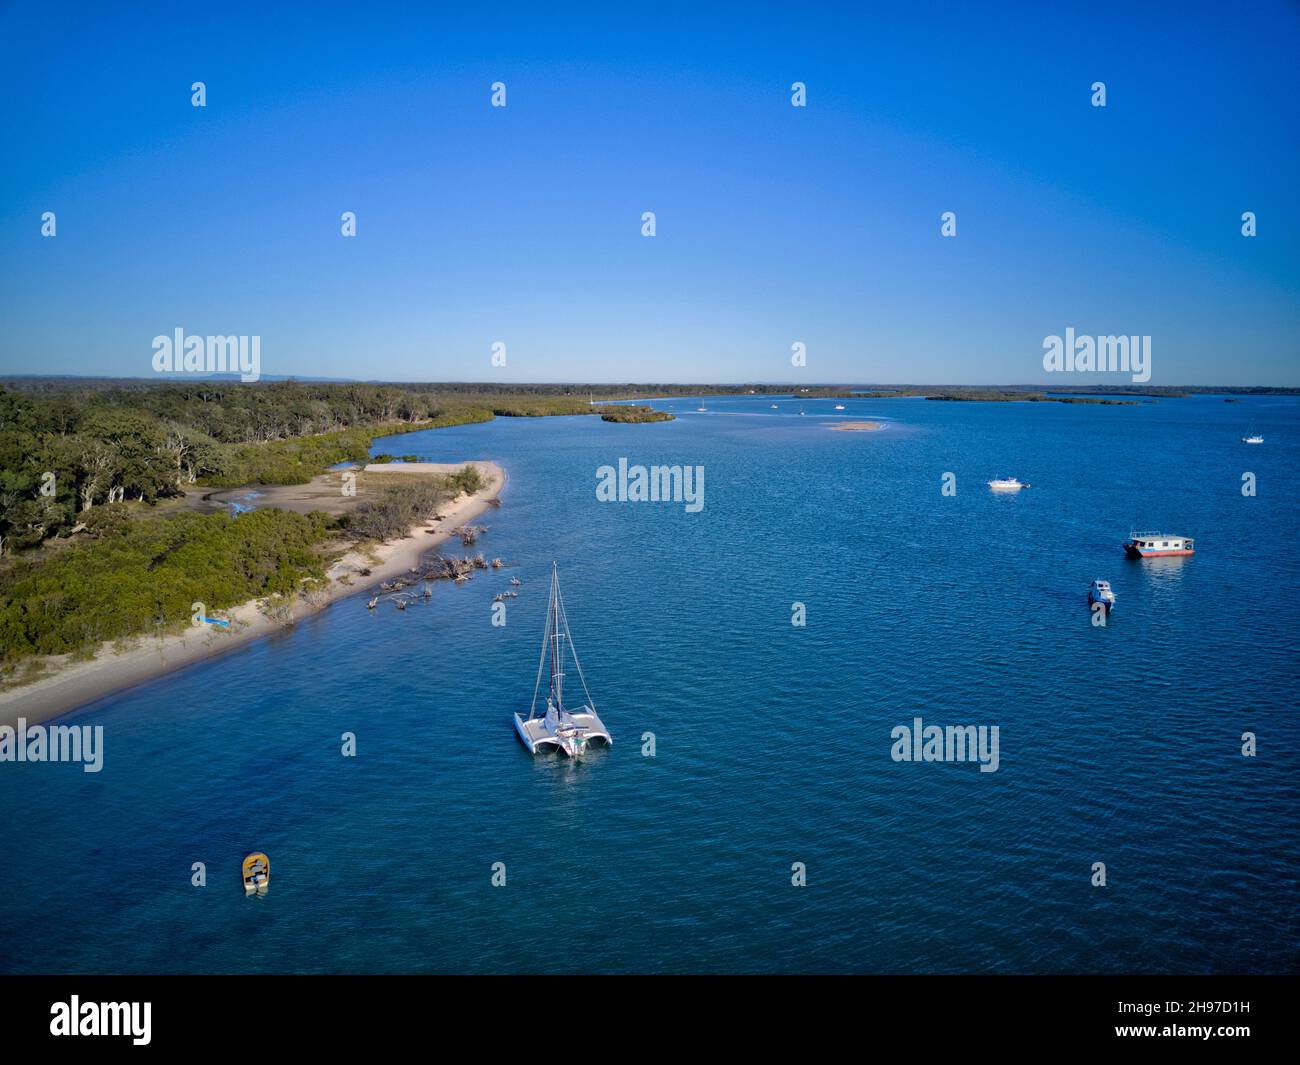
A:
0,462,505,728
5,375,1298,394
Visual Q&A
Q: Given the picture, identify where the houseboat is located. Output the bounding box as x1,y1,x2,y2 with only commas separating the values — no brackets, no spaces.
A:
1123,532,1194,558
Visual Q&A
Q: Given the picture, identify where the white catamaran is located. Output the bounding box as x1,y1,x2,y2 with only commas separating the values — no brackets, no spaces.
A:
514,563,613,758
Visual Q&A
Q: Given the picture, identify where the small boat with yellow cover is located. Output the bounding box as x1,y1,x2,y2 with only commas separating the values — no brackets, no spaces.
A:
242,852,269,895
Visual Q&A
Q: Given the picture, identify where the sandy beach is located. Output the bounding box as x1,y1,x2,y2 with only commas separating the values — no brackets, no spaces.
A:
829,421,886,431
0,461,504,727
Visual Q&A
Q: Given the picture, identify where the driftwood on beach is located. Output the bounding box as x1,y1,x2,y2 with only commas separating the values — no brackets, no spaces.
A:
375,553,509,595
456,523,488,546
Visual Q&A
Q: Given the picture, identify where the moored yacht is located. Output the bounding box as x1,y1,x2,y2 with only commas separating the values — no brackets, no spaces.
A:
1123,532,1194,558
1242,433,1264,444
514,563,612,758
987,476,1029,491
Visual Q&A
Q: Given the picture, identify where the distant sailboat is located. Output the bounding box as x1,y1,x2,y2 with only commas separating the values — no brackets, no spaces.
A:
514,564,612,757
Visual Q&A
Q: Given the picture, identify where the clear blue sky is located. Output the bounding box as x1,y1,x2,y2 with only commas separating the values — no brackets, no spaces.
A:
1,1,1297,385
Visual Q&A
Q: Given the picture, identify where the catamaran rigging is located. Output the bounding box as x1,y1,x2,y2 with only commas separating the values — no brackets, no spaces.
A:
514,563,612,757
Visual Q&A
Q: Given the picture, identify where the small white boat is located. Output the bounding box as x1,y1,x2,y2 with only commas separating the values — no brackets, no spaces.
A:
1242,434,1264,444
514,563,612,758
799,408,806,416
1088,579,1116,612
988,477,1029,491
770,404,778,410
834,404,846,411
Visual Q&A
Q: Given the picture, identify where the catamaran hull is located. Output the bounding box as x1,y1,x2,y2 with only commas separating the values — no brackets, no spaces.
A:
514,711,612,756
513,713,540,753
514,713,585,757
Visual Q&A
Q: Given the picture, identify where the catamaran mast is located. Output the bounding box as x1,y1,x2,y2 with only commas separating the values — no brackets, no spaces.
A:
548,562,566,710
528,561,597,721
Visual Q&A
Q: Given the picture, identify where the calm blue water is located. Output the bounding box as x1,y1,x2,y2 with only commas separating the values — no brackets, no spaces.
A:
2,395,1298,974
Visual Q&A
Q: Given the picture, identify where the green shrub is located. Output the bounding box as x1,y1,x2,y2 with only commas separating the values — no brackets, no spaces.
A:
0,509,331,661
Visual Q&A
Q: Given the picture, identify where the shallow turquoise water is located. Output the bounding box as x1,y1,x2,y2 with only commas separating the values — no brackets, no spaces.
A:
1,394,1297,973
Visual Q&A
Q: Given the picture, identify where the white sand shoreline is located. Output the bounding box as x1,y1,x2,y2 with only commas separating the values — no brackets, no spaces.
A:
0,461,505,727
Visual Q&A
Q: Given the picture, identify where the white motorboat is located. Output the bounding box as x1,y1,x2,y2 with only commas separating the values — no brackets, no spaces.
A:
1088,579,1116,612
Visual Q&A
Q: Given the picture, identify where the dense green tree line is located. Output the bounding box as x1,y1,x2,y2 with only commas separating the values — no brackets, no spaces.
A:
204,427,377,487
600,405,675,423
0,382,501,554
0,508,331,661
0,385,397,552
0,378,686,556
0,463,488,670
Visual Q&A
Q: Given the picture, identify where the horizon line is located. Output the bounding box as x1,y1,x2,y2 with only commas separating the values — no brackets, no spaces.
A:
3,374,1299,391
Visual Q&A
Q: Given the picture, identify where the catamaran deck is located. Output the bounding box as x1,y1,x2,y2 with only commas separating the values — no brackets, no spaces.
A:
514,706,613,754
